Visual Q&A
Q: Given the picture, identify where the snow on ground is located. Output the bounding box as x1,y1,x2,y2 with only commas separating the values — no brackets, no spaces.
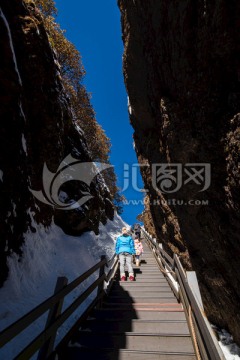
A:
216,328,240,360
0,212,127,359
220,342,240,360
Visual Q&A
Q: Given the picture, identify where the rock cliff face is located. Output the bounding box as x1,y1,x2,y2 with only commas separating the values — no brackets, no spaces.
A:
0,0,114,286
118,0,240,344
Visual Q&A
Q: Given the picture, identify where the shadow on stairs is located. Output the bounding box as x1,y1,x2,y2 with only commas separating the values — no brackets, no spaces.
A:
57,239,197,360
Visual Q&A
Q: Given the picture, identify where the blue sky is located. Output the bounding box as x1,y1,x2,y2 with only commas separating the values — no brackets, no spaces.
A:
55,0,144,225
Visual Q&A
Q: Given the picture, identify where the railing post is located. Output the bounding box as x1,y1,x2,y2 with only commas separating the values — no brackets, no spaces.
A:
37,276,68,360
96,255,106,308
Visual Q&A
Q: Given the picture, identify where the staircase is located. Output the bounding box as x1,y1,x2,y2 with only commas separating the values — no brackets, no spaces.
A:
59,239,197,359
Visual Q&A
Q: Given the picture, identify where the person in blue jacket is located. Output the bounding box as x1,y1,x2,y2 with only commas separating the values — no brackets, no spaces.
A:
115,227,136,281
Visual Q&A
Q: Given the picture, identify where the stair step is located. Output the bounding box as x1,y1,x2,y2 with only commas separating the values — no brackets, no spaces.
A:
134,270,163,273
138,264,158,267
133,272,163,274
107,290,178,297
133,271,164,275
105,291,177,304
110,290,171,295
110,286,174,290
137,260,157,263
133,268,160,271
135,273,164,275
111,287,170,292
115,282,168,286
133,264,161,272
115,277,166,281
133,265,161,272
61,347,196,360
124,280,167,283
80,319,189,334
138,262,157,265
69,332,195,353
111,286,172,292
114,279,168,284
111,284,175,289
133,276,165,279
132,270,161,273
134,271,163,274
111,285,174,290
92,309,186,321
102,307,182,312
103,302,180,309
134,272,163,275
108,288,172,302
133,279,166,282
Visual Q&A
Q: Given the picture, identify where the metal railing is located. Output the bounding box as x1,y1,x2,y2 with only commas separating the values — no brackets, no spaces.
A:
0,253,119,360
141,227,225,360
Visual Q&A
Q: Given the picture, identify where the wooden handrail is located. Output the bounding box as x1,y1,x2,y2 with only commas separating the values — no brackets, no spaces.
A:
54,253,119,355
158,245,175,266
0,252,117,360
174,253,224,360
0,258,106,348
16,275,105,360
141,227,224,360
